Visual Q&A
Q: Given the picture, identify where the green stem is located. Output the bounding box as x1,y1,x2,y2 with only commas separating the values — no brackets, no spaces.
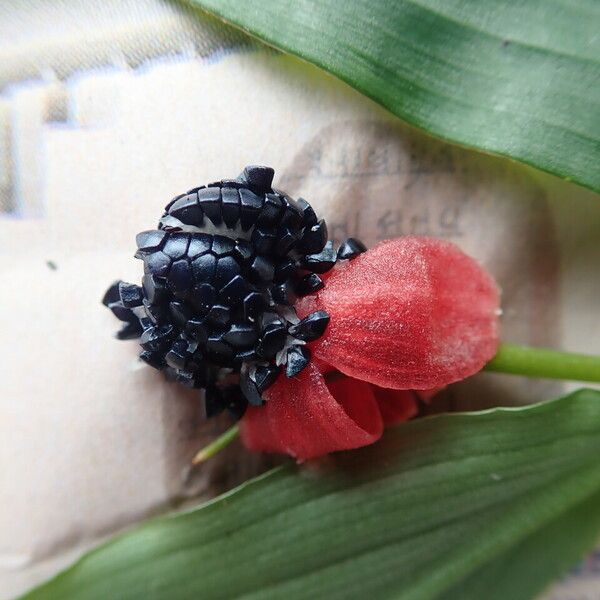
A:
484,343,600,383
192,424,240,464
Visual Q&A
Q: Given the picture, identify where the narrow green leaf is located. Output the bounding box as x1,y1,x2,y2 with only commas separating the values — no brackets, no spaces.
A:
190,0,600,192
22,389,600,600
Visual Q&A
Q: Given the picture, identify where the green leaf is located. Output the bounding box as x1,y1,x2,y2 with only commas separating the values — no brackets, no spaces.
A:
22,389,600,600
189,0,600,192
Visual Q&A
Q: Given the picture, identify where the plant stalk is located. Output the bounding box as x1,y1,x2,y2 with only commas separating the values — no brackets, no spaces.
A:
192,424,240,464
484,343,600,383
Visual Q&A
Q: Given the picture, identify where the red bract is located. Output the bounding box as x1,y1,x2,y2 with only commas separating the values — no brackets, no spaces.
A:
241,237,500,460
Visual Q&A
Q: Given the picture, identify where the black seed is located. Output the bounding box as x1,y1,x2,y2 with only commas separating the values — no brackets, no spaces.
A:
221,188,240,228
234,349,259,363
249,255,275,283
143,299,164,324
142,274,168,304
286,345,311,377
274,259,295,283
190,283,216,312
295,273,325,296
102,281,121,307
198,187,222,225
108,301,132,322
206,304,231,327
257,193,283,228
165,339,190,370
239,188,264,231
301,240,337,273
191,253,217,282
240,369,263,406
163,233,190,259
164,194,185,213
214,256,242,288
186,318,208,344
135,230,167,254
168,259,193,293
139,350,166,370
254,365,280,393
206,333,235,362
271,283,295,306
243,291,266,320
241,165,274,193
299,218,328,253
234,239,254,264
118,282,143,308
337,237,367,260
186,186,205,195
223,387,247,420
212,235,236,257
168,193,204,227
177,370,205,389
275,227,300,256
258,321,287,359
223,323,259,347
169,301,191,326
140,324,174,351
220,275,250,303
251,227,276,254
279,198,304,229
117,320,143,340
187,234,212,258
295,197,318,227
289,310,330,341
144,251,172,277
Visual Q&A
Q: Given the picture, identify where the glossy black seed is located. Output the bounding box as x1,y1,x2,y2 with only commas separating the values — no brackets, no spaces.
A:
243,291,266,320
176,369,205,389
143,299,164,324
221,188,240,228
299,218,328,253
212,235,236,257
223,323,259,347
240,370,263,406
239,188,264,231
274,259,296,283
275,227,300,256
220,179,243,189
301,240,337,273
258,321,287,359
204,386,226,418
139,350,166,370
164,194,185,213
279,199,304,229
108,301,133,322
254,365,280,393
241,165,274,193
234,349,259,363
116,320,143,340
220,275,250,303
249,255,275,283
165,339,190,370
186,186,205,195
187,234,212,258
206,304,231,327
257,193,283,228
118,282,143,308
191,253,217,282
168,259,193,293
206,333,235,362
214,256,242,288
234,239,254,264
168,193,204,227
190,283,216,312
295,273,324,296
142,274,168,305
144,251,172,277
295,197,318,227
135,230,167,254
197,187,222,225
251,227,276,254
186,318,208,344
163,233,190,259
102,281,121,307
286,345,311,377
289,310,330,341
271,283,295,306
140,324,174,351
337,237,367,260
169,301,191,326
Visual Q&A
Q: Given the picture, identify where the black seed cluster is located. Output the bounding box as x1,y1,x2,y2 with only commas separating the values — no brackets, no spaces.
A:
103,166,367,420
